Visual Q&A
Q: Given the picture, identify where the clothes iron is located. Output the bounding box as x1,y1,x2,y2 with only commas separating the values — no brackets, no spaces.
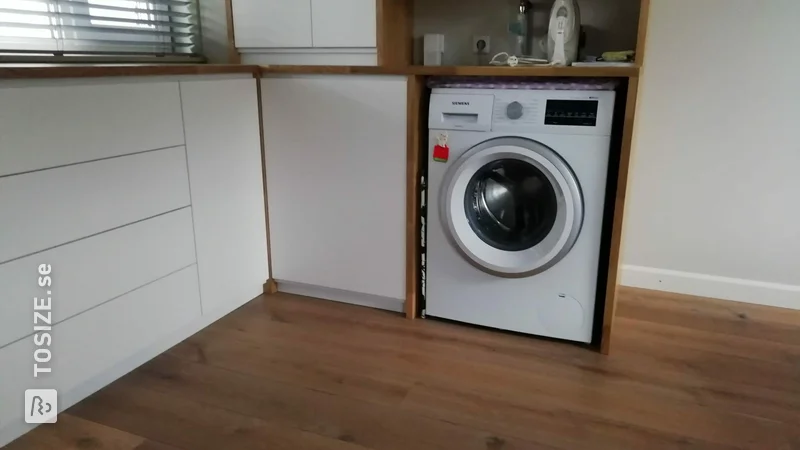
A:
547,0,581,66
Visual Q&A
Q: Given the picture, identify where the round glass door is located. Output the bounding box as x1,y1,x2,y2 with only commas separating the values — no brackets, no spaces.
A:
440,137,583,278
465,158,558,252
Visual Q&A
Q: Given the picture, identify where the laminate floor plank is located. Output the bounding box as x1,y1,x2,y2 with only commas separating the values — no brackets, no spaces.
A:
132,440,186,450
4,414,147,450
616,291,800,344
7,287,800,450
194,296,800,431
165,328,415,407
67,382,367,450
128,353,547,450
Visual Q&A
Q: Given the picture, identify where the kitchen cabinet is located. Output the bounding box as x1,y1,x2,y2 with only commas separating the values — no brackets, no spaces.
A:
0,75,268,447
311,0,376,48
262,75,406,311
231,0,312,48
233,0,378,65
180,78,269,315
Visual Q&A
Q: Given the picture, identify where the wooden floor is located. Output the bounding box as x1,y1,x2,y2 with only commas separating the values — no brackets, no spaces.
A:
8,287,800,450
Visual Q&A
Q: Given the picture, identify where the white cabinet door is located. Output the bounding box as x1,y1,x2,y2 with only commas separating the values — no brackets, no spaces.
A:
262,75,406,303
311,0,376,47
232,0,312,48
180,78,268,315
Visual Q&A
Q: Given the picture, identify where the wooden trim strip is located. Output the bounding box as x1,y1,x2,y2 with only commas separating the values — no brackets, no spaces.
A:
258,65,639,78
601,0,648,352
376,0,413,67
600,76,641,354
0,64,258,80
635,0,651,66
405,75,424,319
0,64,639,80
225,0,242,64
264,279,278,295
406,65,638,77
255,77,274,287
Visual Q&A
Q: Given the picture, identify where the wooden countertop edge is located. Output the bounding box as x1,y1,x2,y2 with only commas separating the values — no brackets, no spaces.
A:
0,64,260,80
258,65,640,77
0,64,639,80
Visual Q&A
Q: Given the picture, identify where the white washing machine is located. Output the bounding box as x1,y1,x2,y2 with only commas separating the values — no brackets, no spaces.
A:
425,87,616,343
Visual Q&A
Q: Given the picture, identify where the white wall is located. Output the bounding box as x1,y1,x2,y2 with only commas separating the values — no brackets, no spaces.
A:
622,0,800,309
199,0,230,63
413,0,640,65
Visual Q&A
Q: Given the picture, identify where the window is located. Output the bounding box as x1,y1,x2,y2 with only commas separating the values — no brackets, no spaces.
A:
0,0,203,62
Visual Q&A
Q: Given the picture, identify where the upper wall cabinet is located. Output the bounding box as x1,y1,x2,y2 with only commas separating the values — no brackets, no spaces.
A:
311,0,376,48
232,0,313,48
232,0,386,65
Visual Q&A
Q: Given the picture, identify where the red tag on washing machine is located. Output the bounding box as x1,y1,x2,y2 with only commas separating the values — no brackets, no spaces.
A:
433,144,449,162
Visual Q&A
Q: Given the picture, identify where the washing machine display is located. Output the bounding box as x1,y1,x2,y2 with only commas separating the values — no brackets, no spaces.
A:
440,137,583,278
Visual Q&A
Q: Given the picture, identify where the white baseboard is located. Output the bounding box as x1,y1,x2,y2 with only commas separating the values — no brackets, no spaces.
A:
0,284,263,448
621,265,800,310
277,280,404,313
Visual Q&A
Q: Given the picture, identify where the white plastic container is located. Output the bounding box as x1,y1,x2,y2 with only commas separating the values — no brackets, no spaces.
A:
424,34,444,66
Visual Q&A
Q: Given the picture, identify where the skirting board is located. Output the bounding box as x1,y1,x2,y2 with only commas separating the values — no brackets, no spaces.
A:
277,280,404,313
0,283,263,447
621,265,800,310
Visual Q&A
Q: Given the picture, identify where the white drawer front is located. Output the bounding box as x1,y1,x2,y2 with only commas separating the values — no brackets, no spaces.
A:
0,265,201,437
0,82,184,177
0,208,196,348
0,147,191,264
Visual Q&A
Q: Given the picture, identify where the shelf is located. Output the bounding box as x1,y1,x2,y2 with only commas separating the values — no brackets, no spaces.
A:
406,65,639,78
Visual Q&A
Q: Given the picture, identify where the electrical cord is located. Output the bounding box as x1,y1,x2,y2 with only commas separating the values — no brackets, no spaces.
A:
489,52,551,67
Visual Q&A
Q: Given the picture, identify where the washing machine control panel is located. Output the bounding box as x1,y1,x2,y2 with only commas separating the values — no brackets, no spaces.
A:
506,101,524,120
501,99,604,126
489,91,614,135
430,89,615,135
492,94,542,127
544,99,599,127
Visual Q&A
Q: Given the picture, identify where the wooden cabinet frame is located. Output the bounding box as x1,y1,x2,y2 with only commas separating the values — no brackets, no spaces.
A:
247,0,652,354
400,0,651,355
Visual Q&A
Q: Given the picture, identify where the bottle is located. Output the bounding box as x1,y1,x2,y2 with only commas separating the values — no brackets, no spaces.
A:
508,0,532,56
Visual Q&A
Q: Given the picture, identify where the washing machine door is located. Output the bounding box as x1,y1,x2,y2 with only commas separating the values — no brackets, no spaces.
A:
440,136,583,278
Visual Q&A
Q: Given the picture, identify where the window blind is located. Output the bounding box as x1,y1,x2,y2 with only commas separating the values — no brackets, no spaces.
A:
0,0,203,62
